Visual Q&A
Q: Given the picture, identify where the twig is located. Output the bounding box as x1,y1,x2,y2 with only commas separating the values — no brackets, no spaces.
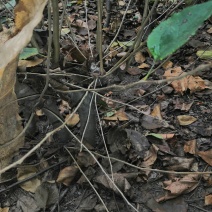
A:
95,92,114,181
96,0,104,75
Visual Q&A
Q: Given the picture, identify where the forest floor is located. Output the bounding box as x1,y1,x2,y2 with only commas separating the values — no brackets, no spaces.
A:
0,0,212,212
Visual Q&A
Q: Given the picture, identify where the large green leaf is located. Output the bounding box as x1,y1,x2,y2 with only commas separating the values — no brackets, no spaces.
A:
147,1,212,61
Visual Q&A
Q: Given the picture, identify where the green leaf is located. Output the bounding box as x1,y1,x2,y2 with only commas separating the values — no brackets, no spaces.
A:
19,48,39,60
147,1,212,61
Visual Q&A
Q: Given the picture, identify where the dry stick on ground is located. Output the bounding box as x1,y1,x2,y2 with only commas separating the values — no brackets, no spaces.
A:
65,147,110,212
0,81,95,175
96,0,104,75
79,79,98,151
94,93,114,182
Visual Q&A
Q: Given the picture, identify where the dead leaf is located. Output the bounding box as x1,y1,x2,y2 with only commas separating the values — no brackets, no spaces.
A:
158,174,199,202
198,149,212,166
163,67,206,94
103,108,129,121
94,173,138,194
162,61,173,69
135,51,145,63
162,157,194,171
56,166,79,186
0,208,9,212
177,115,197,126
151,104,162,120
138,63,150,69
205,194,212,205
77,152,96,167
18,58,44,68
140,144,159,167
17,166,41,193
65,113,80,127
207,27,212,34
87,19,96,30
141,115,169,129
184,140,197,155
127,67,142,75
35,182,59,208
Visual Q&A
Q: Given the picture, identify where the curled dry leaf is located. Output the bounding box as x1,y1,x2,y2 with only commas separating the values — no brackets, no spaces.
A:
103,108,129,121
135,51,145,63
177,115,197,126
158,174,199,202
151,104,162,120
184,140,197,155
17,166,41,193
138,63,150,69
198,149,212,166
162,60,173,69
65,113,80,127
163,66,206,93
56,166,79,186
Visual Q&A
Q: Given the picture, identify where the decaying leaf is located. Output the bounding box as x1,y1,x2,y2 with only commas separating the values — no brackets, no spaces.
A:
103,108,129,121
0,208,9,212
65,113,80,127
162,60,173,69
94,173,138,194
17,166,41,193
184,140,197,155
135,51,145,63
35,182,59,209
151,104,162,120
18,58,44,68
141,114,169,129
198,149,212,166
158,174,199,202
56,166,79,186
77,152,96,167
163,67,206,93
140,144,159,167
177,115,197,126
205,194,212,206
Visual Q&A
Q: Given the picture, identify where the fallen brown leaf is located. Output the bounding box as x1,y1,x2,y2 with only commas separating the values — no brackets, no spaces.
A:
65,113,80,127
198,149,212,166
56,166,79,186
158,174,199,202
184,140,197,155
151,104,162,120
205,194,212,206
163,67,206,93
177,115,197,126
